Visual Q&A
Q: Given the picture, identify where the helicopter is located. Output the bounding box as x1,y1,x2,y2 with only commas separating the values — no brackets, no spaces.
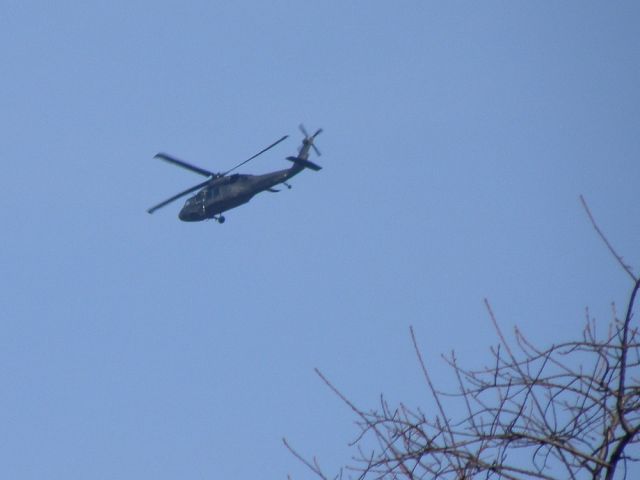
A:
147,125,323,223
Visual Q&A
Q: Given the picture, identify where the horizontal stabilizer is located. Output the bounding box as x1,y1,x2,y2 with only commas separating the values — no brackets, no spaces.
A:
286,156,322,171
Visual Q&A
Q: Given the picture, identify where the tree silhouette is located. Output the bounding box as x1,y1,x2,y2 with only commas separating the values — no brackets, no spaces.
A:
285,197,640,480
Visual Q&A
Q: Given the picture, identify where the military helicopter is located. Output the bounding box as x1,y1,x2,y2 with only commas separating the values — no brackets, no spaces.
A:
147,125,322,223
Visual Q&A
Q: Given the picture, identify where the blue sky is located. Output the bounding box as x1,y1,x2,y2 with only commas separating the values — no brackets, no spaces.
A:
2,1,639,478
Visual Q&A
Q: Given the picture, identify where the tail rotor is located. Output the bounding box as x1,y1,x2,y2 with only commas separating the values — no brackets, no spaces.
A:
299,124,323,156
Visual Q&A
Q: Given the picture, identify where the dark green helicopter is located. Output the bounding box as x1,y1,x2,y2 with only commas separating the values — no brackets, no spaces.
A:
147,125,322,223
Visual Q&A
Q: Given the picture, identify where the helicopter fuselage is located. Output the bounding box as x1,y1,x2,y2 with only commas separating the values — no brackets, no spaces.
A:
178,165,302,222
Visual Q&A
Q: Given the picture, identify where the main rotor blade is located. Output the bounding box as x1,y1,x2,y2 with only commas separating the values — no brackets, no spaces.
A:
147,179,211,214
154,153,216,177
222,135,288,176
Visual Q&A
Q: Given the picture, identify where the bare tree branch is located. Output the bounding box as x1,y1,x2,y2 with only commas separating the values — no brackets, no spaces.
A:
288,198,639,479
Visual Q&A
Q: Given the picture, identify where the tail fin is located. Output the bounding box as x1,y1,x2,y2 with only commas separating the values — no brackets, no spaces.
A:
290,124,323,171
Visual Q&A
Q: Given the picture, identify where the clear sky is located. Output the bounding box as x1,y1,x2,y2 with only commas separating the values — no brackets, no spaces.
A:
2,1,639,479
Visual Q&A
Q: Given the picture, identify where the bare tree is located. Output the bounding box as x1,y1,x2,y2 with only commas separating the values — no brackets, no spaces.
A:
285,197,640,480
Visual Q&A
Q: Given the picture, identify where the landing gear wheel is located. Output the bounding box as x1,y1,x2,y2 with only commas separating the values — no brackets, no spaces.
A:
218,215,226,224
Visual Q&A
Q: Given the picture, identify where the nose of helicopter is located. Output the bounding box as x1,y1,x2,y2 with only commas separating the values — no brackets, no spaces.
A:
179,206,197,222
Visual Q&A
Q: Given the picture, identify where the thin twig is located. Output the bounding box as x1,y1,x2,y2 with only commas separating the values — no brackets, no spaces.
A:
580,195,637,282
